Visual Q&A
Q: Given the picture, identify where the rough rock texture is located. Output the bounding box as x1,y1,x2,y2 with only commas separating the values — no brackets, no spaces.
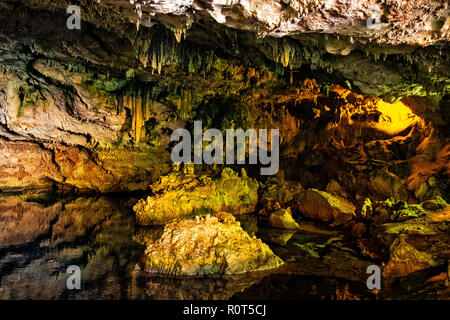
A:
0,0,448,300
268,207,300,229
140,212,284,275
295,189,356,225
0,60,178,191
134,167,259,225
259,176,303,205
23,0,450,45
280,85,449,204
0,193,144,299
362,197,427,224
365,200,450,288
0,138,61,191
7,0,446,97
0,195,61,248
383,234,436,280
140,272,270,300
0,136,170,192
0,0,448,194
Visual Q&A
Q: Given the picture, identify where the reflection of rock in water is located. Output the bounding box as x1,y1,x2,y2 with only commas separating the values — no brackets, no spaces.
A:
134,168,259,225
137,272,269,300
263,229,297,245
0,193,144,300
140,213,283,276
1,193,447,300
232,274,372,300
0,194,61,248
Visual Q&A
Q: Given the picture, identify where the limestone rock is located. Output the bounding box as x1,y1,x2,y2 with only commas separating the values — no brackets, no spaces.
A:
370,198,426,224
141,213,284,275
134,168,259,225
383,235,436,280
268,207,300,230
326,179,349,199
22,0,450,46
369,204,449,281
0,0,448,196
421,197,449,211
0,138,61,191
0,194,61,248
295,189,356,226
259,176,303,204
368,169,409,201
370,213,450,262
360,198,373,219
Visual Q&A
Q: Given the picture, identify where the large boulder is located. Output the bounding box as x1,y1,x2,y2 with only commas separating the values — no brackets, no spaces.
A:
294,189,356,225
268,207,300,230
362,197,427,224
383,234,436,280
259,176,303,205
367,169,409,201
0,195,61,248
140,212,283,275
134,168,259,225
368,200,450,286
370,201,450,252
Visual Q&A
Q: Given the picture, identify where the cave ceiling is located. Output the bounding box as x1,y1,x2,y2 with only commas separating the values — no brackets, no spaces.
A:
0,0,449,98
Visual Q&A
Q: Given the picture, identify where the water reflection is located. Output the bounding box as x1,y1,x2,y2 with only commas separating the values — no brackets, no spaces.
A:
0,192,375,300
0,193,142,299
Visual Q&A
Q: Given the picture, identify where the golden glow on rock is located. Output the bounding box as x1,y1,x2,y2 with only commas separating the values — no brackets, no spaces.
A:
372,100,420,135
331,85,422,136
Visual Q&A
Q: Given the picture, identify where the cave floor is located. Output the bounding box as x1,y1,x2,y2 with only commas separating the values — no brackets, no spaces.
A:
0,192,447,300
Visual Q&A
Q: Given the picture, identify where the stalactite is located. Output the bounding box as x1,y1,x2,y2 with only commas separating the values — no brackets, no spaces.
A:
173,28,186,43
281,42,291,68
119,81,160,144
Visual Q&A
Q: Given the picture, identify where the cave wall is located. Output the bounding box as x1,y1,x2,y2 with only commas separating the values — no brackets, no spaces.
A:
0,0,448,201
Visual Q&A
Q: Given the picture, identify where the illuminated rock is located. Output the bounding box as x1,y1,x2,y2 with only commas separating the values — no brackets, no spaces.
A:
259,176,303,204
383,234,436,280
368,202,450,285
134,168,259,225
266,207,300,230
421,196,448,211
295,189,356,226
0,138,61,191
367,198,426,224
141,212,284,275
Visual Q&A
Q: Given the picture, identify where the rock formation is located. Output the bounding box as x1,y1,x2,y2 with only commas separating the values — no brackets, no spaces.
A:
0,0,449,300
295,189,356,225
134,167,259,225
268,207,300,230
140,212,284,275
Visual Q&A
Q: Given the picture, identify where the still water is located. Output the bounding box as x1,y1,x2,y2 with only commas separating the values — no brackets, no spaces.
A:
0,192,426,300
